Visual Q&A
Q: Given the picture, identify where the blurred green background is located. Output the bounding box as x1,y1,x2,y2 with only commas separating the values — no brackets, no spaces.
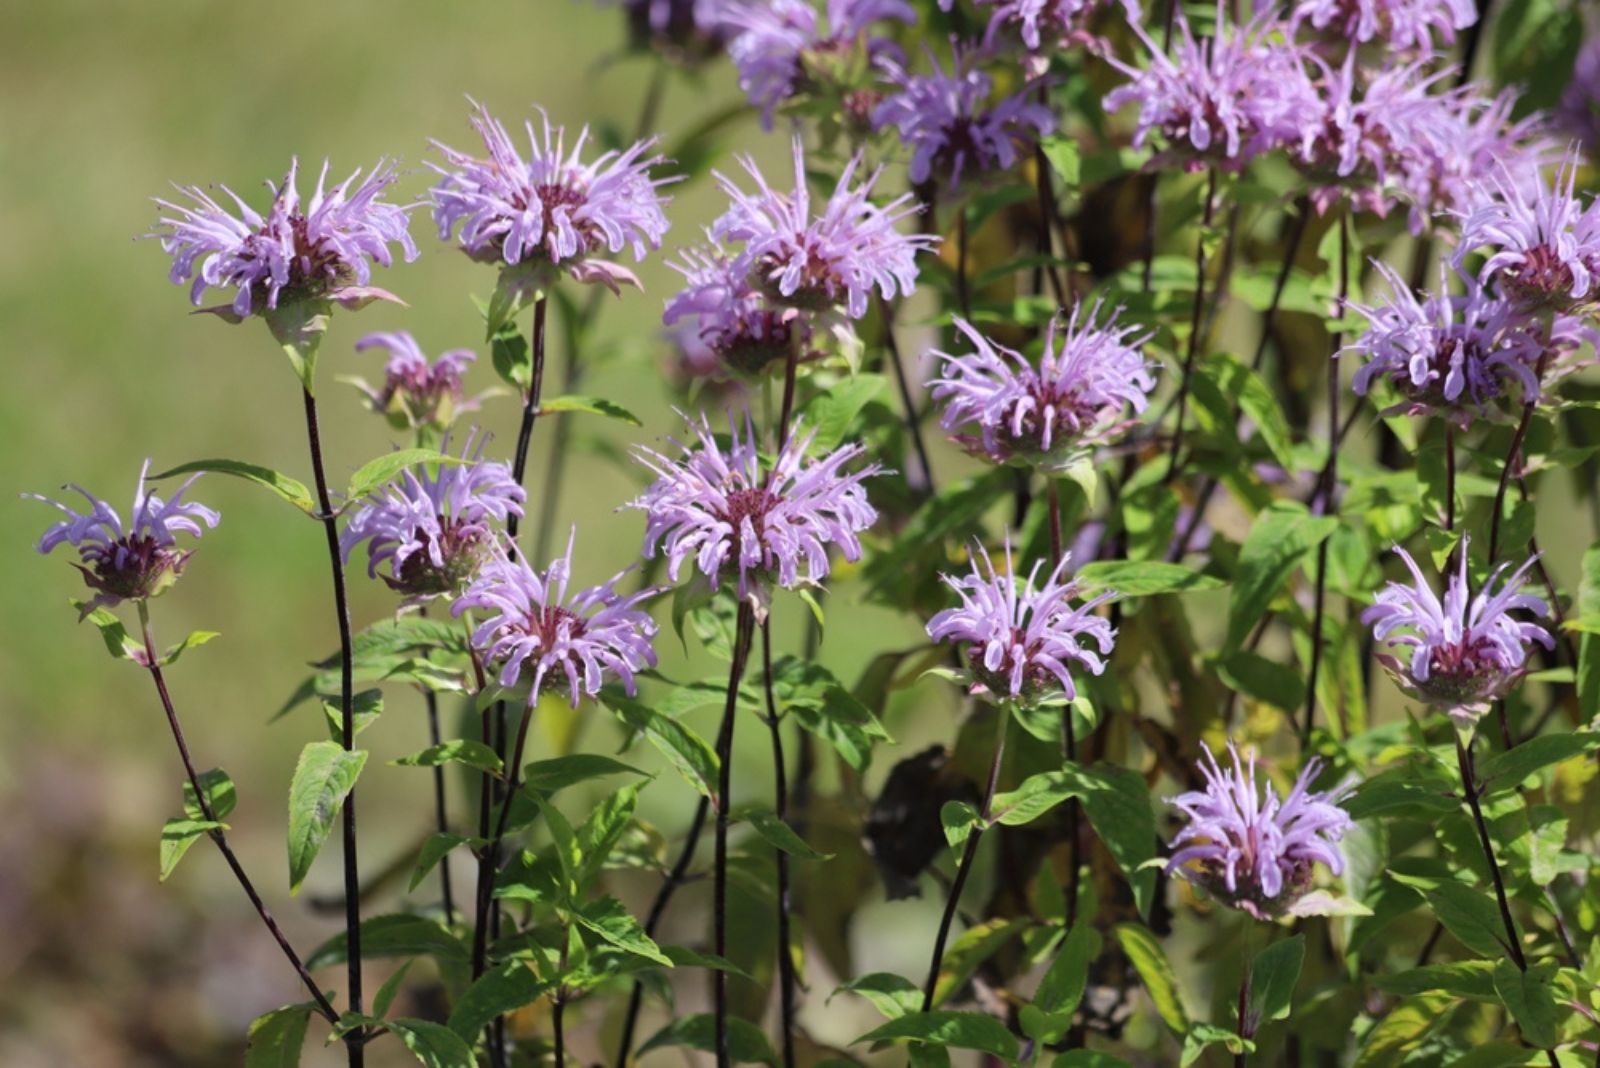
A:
0,3,953,1063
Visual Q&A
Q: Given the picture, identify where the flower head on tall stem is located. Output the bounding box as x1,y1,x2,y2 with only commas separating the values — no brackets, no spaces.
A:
628,409,883,602
27,461,220,617
452,531,659,708
871,47,1055,190
149,158,418,319
930,303,1155,469
663,236,813,378
710,136,937,320
1455,150,1600,312
1104,4,1318,172
1290,0,1476,51
925,536,1116,702
429,101,676,294
1167,742,1353,921
341,431,525,604
351,331,479,431
717,0,914,127
1362,540,1553,729
1343,259,1584,423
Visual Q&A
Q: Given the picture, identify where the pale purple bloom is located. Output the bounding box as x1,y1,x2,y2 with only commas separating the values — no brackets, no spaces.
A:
628,409,882,600
663,237,811,377
1167,743,1353,921
1290,0,1475,51
150,158,418,319
429,102,674,291
718,0,914,127
711,137,936,320
1363,540,1553,727
352,331,478,430
1456,151,1600,311
978,0,1140,54
340,432,525,602
1344,260,1556,422
1396,87,1556,233
452,532,659,708
930,303,1154,468
872,48,1055,189
1105,7,1318,171
926,536,1115,702
1556,33,1600,155
27,461,220,616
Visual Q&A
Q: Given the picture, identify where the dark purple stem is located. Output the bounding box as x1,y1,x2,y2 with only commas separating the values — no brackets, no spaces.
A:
714,604,758,1068
762,622,798,1068
1163,168,1219,484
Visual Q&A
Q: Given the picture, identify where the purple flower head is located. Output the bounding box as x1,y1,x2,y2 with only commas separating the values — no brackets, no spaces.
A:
1290,0,1475,51
718,0,915,128
978,0,1141,55
930,303,1155,469
1556,32,1600,156
451,532,659,709
871,47,1056,190
1167,742,1353,921
926,536,1115,702
1344,260,1556,423
1362,541,1553,728
340,431,525,604
663,236,813,377
150,158,418,320
711,136,937,320
353,331,479,431
1456,151,1600,312
1105,5,1318,171
27,461,220,616
628,409,883,601
429,102,675,292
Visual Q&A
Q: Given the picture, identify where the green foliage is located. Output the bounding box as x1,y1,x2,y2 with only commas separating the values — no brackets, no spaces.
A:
286,740,367,894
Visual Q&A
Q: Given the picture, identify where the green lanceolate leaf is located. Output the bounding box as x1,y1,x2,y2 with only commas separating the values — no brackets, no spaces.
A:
286,741,367,894
386,1017,477,1068
602,689,719,799
1225,501,1339,651
736,804,833,859
1180,1023,1252,1067
149,459,317,516
1038,134,1081,187
1075,560,1225,597
1114,923,1190,1035
74,601,145,660
1034,922,1101,1017
640,1014,777,1065
344,448,460,503
1354,992,1456,1068
801,373,886,452
162,629,220,665
574,784,640,891
1491,959,1561,1049
393,739,503,777
159,818,223,881
1248,934,1305,1025
446,961,550,1040
835,972,923,1020
521,753,644,795
1388,873,1506,958
244,1002,316,1068
320,689,384,742
574,896,673,966
1372,961,1498,1001
537,393,642,426
1476,732,1600,797
409,832,478,893
857,1011,1020,1061
307,913,470,971
183,767,237,820
372,960,414,1020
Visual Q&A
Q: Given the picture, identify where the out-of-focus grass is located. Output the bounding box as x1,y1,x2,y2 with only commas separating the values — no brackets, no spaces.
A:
0,4,947,1062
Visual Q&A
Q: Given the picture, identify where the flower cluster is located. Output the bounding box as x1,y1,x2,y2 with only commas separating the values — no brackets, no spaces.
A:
663,240,812,378
629,409,882,601
1456,153,1600,313
453,533,659,708
1290,0,1476,52
1362,542,1553,729
429,102,675,292
1105,8,1318,172
872,48,1055,190
709,137,935,321
926,537,1115,702
975,0,1139,56
930,304,1154,468
27,462,220,616
340,433,525,603
1167,743,1353,920
150,158,418,319
351,331,478,431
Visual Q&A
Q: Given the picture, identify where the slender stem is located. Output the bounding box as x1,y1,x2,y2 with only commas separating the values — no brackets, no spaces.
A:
1044,480,1081,933
879,296,936,495
1251,202,1310,372
762,622,797,1068
507,296,549,541
300,387,365,1066
417,607,456,927
137,605,340,1026
920,708,1008,1011
715,604,757,1068
1303,211,1348,741
1445,424,1457,537
1235,956,1252,1068
1141,175,1161,294
776,331,801,458
1455,736,1528,970
1488,350,1551,563
469,699,538,1039
1032,136,1069,308
553,932,570,1068
1163,168,1218,484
